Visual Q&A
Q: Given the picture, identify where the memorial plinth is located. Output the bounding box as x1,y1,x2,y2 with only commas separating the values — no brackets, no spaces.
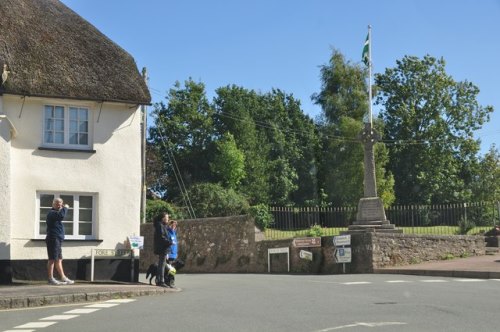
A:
347,123,401,233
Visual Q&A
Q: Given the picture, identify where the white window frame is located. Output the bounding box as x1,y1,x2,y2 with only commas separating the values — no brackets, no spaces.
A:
36,192,97,240
41,104,93,150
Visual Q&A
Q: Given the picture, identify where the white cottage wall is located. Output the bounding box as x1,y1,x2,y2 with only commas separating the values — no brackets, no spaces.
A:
5,96,142,261
0,96,12,260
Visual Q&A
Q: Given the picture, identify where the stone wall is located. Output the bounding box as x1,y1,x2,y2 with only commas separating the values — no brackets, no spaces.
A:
139,215,486,274
371,233,485,267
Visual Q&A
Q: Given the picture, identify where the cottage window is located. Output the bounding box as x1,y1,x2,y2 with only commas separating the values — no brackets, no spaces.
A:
37,192,96,240
43,105,91,148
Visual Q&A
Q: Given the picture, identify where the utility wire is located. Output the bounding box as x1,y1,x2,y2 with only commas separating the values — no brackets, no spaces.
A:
155,118,196,219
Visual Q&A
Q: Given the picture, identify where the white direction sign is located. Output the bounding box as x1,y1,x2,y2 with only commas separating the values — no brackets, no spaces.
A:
299,250,313,261
333,234,351,247
335,247,352,263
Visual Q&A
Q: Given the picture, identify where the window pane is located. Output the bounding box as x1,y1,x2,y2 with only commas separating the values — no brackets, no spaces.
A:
55,106,64,118
55,119,64,131
60,195,73,207
79,134,88,145
45,119,54,130
45,105,54,118
70,120,78,132
79,196,93,208
69,133,78,144
79,108,88,120
44,132,53,143
39,222,47,235
79,209,93,221
40,208,52,221
69,107,78,120
64,222,73,235
55,132,64,144
40,194,55,207
79,223,92,235
79,121,88,132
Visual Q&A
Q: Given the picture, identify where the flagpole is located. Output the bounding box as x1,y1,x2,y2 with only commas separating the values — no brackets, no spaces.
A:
367,25,372,127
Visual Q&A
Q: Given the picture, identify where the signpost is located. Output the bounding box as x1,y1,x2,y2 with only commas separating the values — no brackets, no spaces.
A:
90,249,134,282
293,237,321,248
128,235,144,250
299,250,313,261
333,234,351,273
334,247,352,263
333,235,351,247
268,247,290,273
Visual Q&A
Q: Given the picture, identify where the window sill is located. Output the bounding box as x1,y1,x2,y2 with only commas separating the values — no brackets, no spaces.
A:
38,146,96,153
31,239,103,242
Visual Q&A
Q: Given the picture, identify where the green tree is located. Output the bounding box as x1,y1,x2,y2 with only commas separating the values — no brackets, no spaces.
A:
182,182,250,218
148,79,215,200
312,50,394,206
210,132,246,189
213,86,319,205
375,55,493,204
470,146,500,202
213,85,271,204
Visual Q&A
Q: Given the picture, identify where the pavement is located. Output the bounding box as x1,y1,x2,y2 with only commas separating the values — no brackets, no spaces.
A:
2,252,500,310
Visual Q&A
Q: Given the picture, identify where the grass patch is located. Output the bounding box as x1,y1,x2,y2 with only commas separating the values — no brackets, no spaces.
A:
264,226,493,240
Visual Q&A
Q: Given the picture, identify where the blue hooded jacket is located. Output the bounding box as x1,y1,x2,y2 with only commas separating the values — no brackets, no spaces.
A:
167,227,177,260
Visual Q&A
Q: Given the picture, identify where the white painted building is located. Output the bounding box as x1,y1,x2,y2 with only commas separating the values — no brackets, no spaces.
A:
0,0,150,283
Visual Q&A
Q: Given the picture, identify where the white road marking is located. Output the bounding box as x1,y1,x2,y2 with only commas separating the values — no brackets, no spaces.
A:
386,280,412,283
454,279,485,282
14,322,57,328
84,303,120,308
64,308,101,314
490,279,500,281
105,299,136,303
40,314,79,320
316,321,407,331
342,282,371,285
420,279,448,283
3,330,36,332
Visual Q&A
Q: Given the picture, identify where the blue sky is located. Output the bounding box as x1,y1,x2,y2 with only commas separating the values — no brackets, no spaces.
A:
61,0,499,155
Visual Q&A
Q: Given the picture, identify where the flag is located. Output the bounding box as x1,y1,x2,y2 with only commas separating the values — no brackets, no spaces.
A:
362,33,369,66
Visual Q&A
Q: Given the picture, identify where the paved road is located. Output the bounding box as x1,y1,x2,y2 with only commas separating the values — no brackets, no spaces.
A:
2,274,500,332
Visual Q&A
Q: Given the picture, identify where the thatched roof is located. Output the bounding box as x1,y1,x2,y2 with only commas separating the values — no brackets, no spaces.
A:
0,0,150,105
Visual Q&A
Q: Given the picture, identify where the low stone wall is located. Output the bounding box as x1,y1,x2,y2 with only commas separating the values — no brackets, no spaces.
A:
371,233,485,268
139,215,486,274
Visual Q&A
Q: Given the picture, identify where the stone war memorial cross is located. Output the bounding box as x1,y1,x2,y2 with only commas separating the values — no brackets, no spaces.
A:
348,26,400,234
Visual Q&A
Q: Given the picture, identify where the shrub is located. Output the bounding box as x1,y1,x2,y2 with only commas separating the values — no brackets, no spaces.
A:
456,217,475,235
146,199,176,222
249,204,273,230
185,182,250,218
306,224,324,237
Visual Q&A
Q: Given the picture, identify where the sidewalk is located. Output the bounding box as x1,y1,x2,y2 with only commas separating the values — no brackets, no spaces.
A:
0,274,179,310
2,253,500,310
375,251,500,279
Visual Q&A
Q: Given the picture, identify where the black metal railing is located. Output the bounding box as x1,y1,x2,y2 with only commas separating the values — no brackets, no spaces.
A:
266,201,500,239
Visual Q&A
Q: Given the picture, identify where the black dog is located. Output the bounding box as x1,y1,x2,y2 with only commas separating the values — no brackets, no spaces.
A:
145,260,185,285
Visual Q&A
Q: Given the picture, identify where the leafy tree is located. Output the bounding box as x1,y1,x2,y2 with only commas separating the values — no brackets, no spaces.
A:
145,199,177,222
148,79,215,200
182,182,250,218
213,85,271,204
312,50,394,206
260,90,318,205
210,132,246,189
375,55,493,204
470,146,500,202
145,142,169,196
